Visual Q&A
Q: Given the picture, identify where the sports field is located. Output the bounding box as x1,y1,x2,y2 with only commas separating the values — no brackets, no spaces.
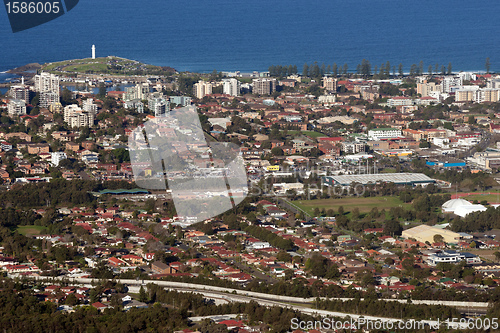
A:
293,196,410,215
452,192,500,204
15,225,47,236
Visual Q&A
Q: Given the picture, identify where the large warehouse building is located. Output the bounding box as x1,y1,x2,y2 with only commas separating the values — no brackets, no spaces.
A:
322,173,436,187
402,225,461,244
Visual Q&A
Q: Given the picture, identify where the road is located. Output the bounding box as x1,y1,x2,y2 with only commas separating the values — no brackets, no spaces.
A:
31,276,490,317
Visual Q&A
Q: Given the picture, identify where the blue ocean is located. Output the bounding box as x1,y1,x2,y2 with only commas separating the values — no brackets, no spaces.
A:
0,0,499,73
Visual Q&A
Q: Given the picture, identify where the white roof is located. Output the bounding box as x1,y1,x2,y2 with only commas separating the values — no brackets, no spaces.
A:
442,198,472,212
454,204,487,218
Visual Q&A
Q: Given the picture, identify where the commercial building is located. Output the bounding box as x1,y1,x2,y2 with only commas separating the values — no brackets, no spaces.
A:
367,128,402,140
272,182,304,195
402,225,461,244
322,173,435,187
387,97,413,107
342,142,365,154
425,250,481,266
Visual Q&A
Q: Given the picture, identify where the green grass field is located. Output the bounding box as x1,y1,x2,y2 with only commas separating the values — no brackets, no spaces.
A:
16,225,47,236
455,192,500,204
293,196,410,215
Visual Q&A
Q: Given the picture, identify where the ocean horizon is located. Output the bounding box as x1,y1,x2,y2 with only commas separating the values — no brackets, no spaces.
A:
0,0,499,74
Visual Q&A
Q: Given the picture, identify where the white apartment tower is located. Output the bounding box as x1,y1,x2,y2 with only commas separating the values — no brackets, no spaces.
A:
223,78,240,97
148,97,170,117
82,98,98,114
34,72,60,108
51,152,67,167
7,99,27,116
64,104,95,128
194,80,213,99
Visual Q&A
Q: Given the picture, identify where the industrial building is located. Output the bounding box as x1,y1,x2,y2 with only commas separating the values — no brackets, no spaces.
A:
321,173,435,187
402,225,461,244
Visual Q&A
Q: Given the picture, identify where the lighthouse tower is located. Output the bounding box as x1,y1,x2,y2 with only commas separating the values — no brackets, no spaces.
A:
92,45,96,59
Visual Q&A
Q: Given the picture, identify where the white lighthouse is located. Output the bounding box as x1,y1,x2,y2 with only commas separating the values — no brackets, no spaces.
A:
91,45,96,59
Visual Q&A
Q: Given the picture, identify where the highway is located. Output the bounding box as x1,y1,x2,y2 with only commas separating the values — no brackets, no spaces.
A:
31,276,489,325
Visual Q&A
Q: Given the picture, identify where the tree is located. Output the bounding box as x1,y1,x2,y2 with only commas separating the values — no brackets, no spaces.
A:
271,147,284,156
384,220,402,236
360,59,371,77
428,65,433,76
97,82,107,99
342,63,348,76
332,63,338,77
303,63,309,77
447,62,452,75
494,251,500,262
433,234,444,243
419,140,430,148
31,92,40,107
486,57,491,74
139,285,148,302
409,64,417,76
398,63,403,76
352,207,360,220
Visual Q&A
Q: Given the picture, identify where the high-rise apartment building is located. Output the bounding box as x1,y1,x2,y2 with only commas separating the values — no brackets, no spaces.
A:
441,76,463,93
322,77,337,92
34,72,60,108
169,96,192,106
194,80,213,99
7,99,27,116
474,88,500,103
124,83,150,101
417,80,441,97
64,105,95,128
82,98,98,114
223,78,240,96
252,78,276,95
8,85,30,103
148,96,170,117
